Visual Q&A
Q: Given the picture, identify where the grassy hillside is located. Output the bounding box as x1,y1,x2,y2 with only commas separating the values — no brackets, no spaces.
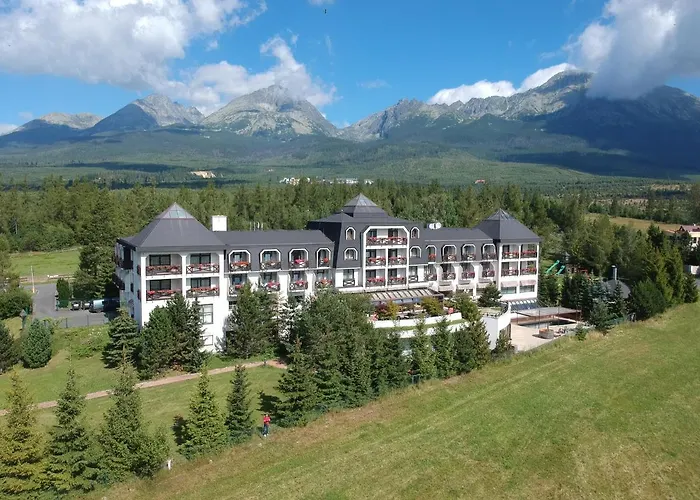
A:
10,248,79,280
585,214,679,232
98,302,700,499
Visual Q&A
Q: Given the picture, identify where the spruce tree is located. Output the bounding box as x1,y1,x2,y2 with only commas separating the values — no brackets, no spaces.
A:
477,284,502,308
0,371,44,497
21,319,52,369
274,339,317,427
225,284,274,358
181,300,207,373
432,318,455,379
138,306,174,379
683,273,699,304
492,328,515,358
467,319,491,370
409,319,435,383
609,281,627,319
102,311,139,368
0,322,18,373
313,343,344,411
367,329,389,397
224,365,254,444
344,332,372,407
385,329,408,390
589,301,612,333
180,370,228,459
166,293,191,368
44,367,98,494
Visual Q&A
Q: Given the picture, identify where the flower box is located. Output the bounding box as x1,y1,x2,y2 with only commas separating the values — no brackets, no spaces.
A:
260,261,281,270
318,257,331,267
367,277,385,286
520,267,537,275
462,254,476,261
482,253,497,260
444,272,456,280
388,276,406,284
425,273,437,281
262,281,280,292
146,265,181,276
229,261,251,271
289,280,308,291
342,279,356,287
482,270,495,278
443,254,457,262
503,252,520,259
522,250,538,257
186,286,219,298
146,289,178,301
366,257,386,266
428,254,437,262
462,272,476,279
316,279,334,288
501,269,519,277
186,263,220,274
388,256,407,265
291,259,309,269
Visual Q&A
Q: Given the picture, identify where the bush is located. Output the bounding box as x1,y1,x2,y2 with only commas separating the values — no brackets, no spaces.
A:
420,297,443,317
574,326,587,341
56,278,72,302
376,301,399,320
0,322,19,372
21,319,53,368
70,327,110,359
629,279,667,321
0,288,32,320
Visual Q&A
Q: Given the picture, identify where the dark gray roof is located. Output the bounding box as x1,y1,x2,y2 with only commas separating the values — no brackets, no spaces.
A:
217,230,333,247
340,194,388,217
601,279,631,299
476,209,540,243
119,203,225,251
423,227,492,243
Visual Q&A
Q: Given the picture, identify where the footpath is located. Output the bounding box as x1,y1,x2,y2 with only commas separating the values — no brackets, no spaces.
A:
0,359,287,416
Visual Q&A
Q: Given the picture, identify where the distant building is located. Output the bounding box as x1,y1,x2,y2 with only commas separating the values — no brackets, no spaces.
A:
113,194,541,350
191,171,216,179
674,224,700,248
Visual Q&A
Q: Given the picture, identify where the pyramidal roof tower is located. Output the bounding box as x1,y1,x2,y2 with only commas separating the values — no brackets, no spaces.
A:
476,209,540,243
340,194,388,217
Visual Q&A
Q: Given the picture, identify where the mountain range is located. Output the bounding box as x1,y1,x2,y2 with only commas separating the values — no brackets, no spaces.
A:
2,70,700,178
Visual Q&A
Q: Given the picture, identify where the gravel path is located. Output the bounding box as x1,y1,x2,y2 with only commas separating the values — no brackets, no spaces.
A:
0,359,287,416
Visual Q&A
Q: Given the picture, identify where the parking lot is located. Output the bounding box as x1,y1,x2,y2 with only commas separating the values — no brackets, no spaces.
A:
30,283,111,328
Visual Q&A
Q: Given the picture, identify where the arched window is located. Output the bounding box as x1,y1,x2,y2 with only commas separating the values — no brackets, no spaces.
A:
345,227,356,241
410,246,421,258
411,227,420,239
344,248,358,260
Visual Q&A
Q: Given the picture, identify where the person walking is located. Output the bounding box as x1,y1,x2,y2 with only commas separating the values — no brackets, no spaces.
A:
262,413,271,437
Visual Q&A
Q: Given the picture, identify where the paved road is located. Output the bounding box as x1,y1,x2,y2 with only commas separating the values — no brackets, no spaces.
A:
28,283,110,328
0,360,287,415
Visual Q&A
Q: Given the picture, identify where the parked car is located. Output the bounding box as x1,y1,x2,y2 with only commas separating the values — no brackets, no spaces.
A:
89,297,119,313
70,300,82,311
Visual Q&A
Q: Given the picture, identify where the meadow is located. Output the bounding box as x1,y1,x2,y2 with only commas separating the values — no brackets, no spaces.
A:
9,248,80,280
585,213,680,232
94,302,700,500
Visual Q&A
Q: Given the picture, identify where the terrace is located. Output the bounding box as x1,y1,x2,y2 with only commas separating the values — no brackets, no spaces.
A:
366,256,387,267
482,264,496,278
317,248,331,268
290,249,309,269
366,228,408,246
315,277,334,289
260,251,281,271
143,254,182,277
229,251,251,272
187,253,219,274
186,286,219,298
260,272,280,292
502,245,520,260
520,263,538,275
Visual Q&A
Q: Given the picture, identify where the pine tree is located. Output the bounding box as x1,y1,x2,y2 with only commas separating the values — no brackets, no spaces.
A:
313,342,344,411
492,328,514,358
589,300,612,333
432,318,455,379
367,329,389,397
44,367,98,494
181,300,207,373
453,292,481,323
468,319,491,369
344,332,372,407
225,284,274,358
180,370,228,459
274,339,317,427
452,324,473,374
477,284,502,308
609,281,627,319
683,273,699,303
0,371,44,497
224,365,254,444
20,319,52,369
0,322,18,373
166,293,191,368
385,329,408,389
138,306,174,379
97,363,168,482
102,311,139,368
409,319,435,383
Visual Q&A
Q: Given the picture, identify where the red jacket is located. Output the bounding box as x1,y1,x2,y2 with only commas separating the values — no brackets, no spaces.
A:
263,416,271,425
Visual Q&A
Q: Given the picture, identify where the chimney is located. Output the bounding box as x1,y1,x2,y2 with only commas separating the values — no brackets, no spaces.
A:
612,265,618,281
211,215,227,232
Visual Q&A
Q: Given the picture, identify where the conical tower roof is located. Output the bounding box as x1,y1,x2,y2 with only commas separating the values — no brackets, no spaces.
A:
340,194,388,217
476,209,540,242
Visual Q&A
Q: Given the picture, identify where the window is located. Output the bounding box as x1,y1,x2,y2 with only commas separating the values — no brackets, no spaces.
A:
501,286,517,295
149,254,171,266
150,279,171,291
388,269,398,278
409,266,418,277
228,301,236,311
410,246,421,258
368,229,377,238
231,274,245,285
366,270,377,279
345,227,355,240
344,248,358,260
343,269,355,280
291,272,304,281
191,253,211,265
199,304,214,324
367,249,377,258
388,249,398,258
411,227,420,239
190,278,211,288
426,245,436,256
262,251,278,262
388,228,399,238
203,335,214,346
520,285,535,293
261,272,277,283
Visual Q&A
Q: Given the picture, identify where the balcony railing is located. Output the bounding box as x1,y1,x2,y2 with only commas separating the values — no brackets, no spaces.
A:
187,286,219,298
317,257,331,268
501,269,519,277
366,236,408,246
261,281,281,292
482,269,495,278
187,263,220,274
442,254,457,262
260,261,281,271
388,256,407,265
366,257,386,267
443,272,456,280
289,280,308,291
502,251,520,259
114,255,134,270
522,249,538,258
146,289,179,301
520,267,537,275
228,284,246,296
428,254,437,262
482,253,497,260
425,273,437,281
408,275,419,283
388,276,406,285
229,261,251,272
315,279,334,289
461,253,476,261
342,279,356,287
366,277,385,286
146,265,181,276
290,259,309,269
462,271,476,279
113,274,125,291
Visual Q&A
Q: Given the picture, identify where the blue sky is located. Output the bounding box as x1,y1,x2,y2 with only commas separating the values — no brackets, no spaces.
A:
0,0,699,132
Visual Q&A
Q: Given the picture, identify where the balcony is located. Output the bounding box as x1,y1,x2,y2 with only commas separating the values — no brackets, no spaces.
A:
261,281,281,292
187,286,219,298
388,256,407,266
187,263,220,274
408,275,419,283
342,279,356,287
482,253,497,260
228,284,245,296
317,257,331,268
442,254,457,262
462,271,476,279
146,289,179,301
260,261,281,271
522,249,538,258
428,254,437,262
366,277,385,287
461,253,476,262
520,267,537,275
443,272,456,280
482,269,495,278
315,278,334,289
366,257,386,267
425,273,437,281
366,236,408,246
388,276,406,285
229,261,251,272
501,269,519,277
114,255,134,270
290,258,309,269
146,265,181,276
502,251,520,259
289,280,308,291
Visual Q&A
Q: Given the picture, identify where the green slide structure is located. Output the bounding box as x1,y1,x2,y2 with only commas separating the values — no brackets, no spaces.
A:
545,260,560,275
556,265,566,275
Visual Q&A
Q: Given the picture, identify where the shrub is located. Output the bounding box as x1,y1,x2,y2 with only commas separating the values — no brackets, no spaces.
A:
56,278,72,302
21,319,52,368
0,288,32,320
420,297,443,317
70,327,110,359
477,284,502,308
574,326,587,341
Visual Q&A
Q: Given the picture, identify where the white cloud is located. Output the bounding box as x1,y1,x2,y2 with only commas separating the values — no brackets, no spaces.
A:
359,79,389,89
309,0,333,5
333,120,350,129
324,35,333,56
206,40,219,51
428,63,576,105
566,0,700,98
18,111,33,121
0,124,18,135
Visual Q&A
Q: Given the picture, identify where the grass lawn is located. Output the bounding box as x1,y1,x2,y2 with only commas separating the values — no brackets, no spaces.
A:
98,302,700,500
586,214,679,232
10,248,80,280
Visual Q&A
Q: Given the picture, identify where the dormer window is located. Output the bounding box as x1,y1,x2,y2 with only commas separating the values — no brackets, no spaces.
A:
411,227,420,239
410,246,421,258
346,227,356,240
344,248,358,260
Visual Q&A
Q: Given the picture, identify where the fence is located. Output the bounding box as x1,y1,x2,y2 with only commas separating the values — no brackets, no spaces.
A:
41,315,110,329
